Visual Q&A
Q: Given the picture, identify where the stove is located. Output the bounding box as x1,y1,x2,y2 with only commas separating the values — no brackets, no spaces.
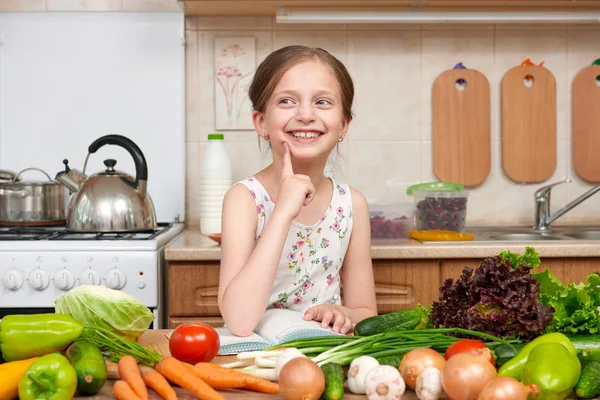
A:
0,222,185,329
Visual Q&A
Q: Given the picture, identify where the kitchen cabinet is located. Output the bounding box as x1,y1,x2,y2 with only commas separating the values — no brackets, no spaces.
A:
167,257,600,328
178,0,600,16
167,259,440,328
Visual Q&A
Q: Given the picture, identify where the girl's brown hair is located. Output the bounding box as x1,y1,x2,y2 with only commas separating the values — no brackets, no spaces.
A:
248,45,354,121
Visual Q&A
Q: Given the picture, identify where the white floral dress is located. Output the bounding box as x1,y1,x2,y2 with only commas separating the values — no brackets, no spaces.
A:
237,177,353,313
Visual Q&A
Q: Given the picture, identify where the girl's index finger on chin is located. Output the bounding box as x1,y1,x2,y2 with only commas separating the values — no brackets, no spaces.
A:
281,142,294,177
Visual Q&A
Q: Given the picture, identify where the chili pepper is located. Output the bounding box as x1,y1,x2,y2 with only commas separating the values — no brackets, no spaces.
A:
18,353,77,400
498,332,577,380
410,230,474,242
0,314,83,362
522,342,581,400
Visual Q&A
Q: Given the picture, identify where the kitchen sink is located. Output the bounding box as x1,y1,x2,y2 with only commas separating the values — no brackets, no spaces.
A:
561,230,600,240
488,233,566,241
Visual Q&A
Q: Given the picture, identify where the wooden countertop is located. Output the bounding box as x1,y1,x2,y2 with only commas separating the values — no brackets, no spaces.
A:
165,228,600,262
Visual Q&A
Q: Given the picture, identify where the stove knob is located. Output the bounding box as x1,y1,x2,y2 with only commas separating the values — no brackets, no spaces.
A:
54,269,75,291
105,269,127,290
28,269,50,291
80,269,101,286
2,269,24,291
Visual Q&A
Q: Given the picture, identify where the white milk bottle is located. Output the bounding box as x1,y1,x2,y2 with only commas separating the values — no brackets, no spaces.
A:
199,133,232,235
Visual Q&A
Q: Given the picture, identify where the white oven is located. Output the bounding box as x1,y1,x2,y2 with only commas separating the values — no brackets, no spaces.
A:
0,223,184,328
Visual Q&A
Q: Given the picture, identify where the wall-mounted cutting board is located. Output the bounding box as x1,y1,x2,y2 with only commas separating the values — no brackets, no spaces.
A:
573,65,600,183
501,66,556,183
432,69,491,186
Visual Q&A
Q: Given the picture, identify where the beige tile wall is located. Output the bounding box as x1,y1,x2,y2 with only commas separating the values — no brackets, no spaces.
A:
186,16,600,228
0,0,180,11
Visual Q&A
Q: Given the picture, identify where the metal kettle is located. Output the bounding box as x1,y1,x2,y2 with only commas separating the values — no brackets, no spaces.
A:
56,134,157,232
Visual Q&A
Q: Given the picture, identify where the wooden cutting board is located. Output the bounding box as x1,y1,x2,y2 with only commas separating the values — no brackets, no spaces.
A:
573,65,600,183
432,68,491,186
501,65,557,183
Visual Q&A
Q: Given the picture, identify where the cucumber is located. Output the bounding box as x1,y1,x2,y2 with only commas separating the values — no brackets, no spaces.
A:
575,361,600,399
320,362,345,400
65,339,108,395
354,308,421,336
493,343,526,368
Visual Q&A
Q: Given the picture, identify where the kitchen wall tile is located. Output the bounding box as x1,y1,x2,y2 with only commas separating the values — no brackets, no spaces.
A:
46,0,122,11
273,30,347,63
347,30,421,141
123,0,180,11
0,0,45,11
185,30,200,142
565,138,600,223
186,141,200,226
494,139,569,226
197,31,272,142
192,16,272,31
347,141,421,202
495,27,569,140
422,29,494,141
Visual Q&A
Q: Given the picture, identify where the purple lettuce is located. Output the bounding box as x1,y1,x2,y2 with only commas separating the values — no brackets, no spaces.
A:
429,255,553,340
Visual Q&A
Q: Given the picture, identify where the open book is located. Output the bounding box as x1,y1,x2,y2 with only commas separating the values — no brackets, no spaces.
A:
215,308,345,355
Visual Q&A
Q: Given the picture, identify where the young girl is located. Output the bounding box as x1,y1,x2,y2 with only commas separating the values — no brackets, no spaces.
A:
217,45,378,337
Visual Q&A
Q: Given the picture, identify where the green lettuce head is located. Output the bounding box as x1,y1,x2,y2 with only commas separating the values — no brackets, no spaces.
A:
55,285,155,341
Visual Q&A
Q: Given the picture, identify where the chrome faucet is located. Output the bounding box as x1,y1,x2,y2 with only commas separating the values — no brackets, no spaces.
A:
534,180,600,231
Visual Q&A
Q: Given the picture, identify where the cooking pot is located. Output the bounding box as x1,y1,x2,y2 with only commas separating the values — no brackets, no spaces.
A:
0,168,67,226
55,134,157,232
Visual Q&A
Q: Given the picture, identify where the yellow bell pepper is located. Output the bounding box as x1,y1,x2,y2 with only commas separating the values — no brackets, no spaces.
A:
410,230,474,242
0,357,39,400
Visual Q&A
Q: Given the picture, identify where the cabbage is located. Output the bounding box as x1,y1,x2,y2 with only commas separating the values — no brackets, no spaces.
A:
55,285,155,341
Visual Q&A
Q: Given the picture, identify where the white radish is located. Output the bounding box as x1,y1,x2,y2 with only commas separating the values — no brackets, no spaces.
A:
416,367,443,400
347,356,381,394
275,348,306,379
364,365,406,400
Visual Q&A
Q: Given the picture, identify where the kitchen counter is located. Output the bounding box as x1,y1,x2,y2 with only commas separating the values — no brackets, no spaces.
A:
165,228,600,261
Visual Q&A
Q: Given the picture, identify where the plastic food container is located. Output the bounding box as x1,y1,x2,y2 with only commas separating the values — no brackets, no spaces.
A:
407,182,468,232
369,202,415,240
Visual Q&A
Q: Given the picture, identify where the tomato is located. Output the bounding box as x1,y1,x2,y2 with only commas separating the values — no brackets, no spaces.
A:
444,339,495,366
169,323,220,364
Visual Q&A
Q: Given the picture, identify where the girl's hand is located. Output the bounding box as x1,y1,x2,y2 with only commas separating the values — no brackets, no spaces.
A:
303,304,353,334
274,143,315,220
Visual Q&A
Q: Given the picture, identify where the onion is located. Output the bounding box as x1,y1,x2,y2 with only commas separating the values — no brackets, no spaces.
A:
442,348,497,400
275,348,307,379
278,357,325,400
478,376,540,400
399,348,446,389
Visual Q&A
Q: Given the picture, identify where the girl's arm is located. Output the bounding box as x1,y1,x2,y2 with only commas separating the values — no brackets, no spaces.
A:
217,184,294,336
340,187,378,322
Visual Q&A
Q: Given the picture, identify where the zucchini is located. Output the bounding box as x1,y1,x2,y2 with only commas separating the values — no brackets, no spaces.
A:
320,362,344,400
493,343,525,368
566,334,600,363
65,339,108,395
354,308,421,336
575,361,600,399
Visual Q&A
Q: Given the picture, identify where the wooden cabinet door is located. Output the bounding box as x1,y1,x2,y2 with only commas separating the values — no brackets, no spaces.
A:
372,259,440,314
168,261,221,317
169,316,225,329
440,258,600,286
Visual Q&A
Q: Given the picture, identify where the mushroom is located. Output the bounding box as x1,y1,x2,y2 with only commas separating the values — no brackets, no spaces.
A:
364,365,406,400
347,356,381,394
415,367,443,400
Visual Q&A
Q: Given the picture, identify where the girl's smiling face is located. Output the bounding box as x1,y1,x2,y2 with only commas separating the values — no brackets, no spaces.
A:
253,60,349,163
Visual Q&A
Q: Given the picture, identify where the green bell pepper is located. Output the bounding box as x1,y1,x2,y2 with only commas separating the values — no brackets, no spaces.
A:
18,353,77,400
0,314,83,362
498,332,577,380
522,342,581,400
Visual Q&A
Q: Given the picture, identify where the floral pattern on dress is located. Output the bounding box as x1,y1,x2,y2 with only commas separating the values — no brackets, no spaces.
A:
239,177,353,313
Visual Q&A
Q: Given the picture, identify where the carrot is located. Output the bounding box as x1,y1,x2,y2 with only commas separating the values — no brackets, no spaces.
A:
139,365,177,400
118,355,149,400
193,362,280,394
155,357,226,400
114,380,142,400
